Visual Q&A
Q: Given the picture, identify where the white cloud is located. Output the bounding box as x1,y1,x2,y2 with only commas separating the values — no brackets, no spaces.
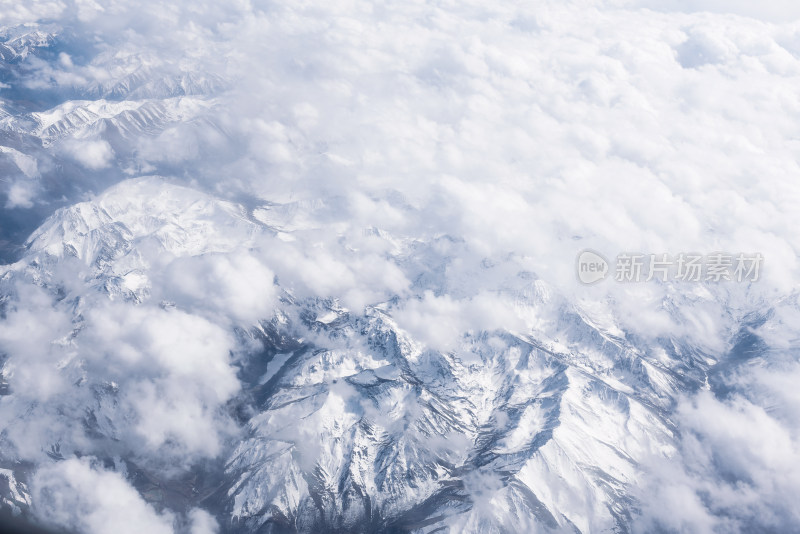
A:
187,508,220,534
83,302,241,460
0,0,65,25
636,388,800,532
635,297,800,533
158,252,277,325
60,139,115,170
0,284,74,402
637,0,800,22
6,181,36,208
0,277,242,466
31,457,174,534
393,290,525,352
3,0,800,531
57,51,72,68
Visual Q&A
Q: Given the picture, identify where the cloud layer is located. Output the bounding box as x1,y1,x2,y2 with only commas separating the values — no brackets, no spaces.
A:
0,0,799,532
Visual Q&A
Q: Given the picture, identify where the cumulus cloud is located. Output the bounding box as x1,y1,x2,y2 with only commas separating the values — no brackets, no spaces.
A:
636,388,800,533
634,298,800,533
1,0,800,532
638,0,800,22
0,0,65,26
32,457,174,534
0,284,74,403
393,290,525,352
158,252,277,325
6,181,36,208
0,274,242,470
83,302,241,460
59,139,115,170
186,508,220,534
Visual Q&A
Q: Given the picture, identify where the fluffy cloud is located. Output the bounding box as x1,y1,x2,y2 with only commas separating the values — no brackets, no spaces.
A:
158,252,277,325
634,298,800,533
1,0,800,532
0,0,65,26
638,0,800,22
393,290,525,352
186,508,220,534
636,387,800,533
31,457,174,534
83,302,241,460
0,284,74,402
0,274,241,469
59,139,115,170
5,181,36,208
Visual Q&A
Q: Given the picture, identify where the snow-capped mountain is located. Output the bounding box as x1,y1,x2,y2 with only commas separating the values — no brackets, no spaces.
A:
1,3,799,534
0,174,769,533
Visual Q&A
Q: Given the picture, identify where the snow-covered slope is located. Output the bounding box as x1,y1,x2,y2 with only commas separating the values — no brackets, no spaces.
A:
1,176,721,533
1,3,799,534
